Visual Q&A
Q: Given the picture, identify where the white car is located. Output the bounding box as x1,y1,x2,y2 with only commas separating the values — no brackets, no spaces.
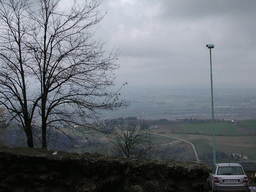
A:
208,163,250,192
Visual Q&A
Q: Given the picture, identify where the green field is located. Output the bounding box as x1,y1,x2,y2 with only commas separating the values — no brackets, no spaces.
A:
179,122,241,136
240,119,256,127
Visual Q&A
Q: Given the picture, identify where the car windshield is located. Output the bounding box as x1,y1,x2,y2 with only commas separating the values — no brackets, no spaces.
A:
217,166,244,175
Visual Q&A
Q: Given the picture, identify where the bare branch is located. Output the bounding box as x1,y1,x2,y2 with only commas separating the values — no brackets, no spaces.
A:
0,0,126,149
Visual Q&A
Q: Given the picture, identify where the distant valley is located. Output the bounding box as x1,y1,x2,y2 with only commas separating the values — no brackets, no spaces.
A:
101,86,256,120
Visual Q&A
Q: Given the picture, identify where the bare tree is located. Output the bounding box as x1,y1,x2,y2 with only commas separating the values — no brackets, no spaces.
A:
107,118,152,159
0,0,126,149
0,0,36,147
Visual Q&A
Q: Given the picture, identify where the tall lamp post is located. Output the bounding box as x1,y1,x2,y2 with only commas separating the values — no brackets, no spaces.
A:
206,44,216,164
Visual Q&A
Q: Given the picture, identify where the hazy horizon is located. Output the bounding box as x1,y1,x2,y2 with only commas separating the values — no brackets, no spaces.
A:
102,85,256,120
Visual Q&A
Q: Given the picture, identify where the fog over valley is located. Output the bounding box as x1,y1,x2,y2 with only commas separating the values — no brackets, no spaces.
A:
101,86,256,120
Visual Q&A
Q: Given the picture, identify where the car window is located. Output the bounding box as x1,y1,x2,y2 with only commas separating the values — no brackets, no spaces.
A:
217,166,244,175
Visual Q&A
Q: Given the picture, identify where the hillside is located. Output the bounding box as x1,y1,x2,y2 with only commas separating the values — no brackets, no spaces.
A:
2,119,255,165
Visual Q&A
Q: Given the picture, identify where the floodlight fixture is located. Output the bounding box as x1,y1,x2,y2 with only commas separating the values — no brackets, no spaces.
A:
206,44,215,48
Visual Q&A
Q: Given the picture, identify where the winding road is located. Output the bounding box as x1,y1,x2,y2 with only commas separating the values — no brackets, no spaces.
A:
152,133,200,162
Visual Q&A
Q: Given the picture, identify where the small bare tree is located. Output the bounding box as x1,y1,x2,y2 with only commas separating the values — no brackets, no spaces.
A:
0,0,126,149
107,118,152,159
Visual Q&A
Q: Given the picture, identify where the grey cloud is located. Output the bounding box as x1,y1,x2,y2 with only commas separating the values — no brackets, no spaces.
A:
160,0,256,19
96,0,256,88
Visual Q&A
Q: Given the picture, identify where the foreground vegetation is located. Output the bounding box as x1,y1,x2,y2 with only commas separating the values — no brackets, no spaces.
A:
0,146,210,192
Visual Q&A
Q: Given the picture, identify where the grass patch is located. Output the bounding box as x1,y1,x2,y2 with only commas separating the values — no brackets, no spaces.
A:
191,139,212,155
150,134,174,144
179,122,241,136
241,119,256,127
235,119,256,134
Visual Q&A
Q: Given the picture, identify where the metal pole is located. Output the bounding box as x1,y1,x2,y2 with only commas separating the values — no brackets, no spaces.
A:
209,48,216,164
149,128,151,161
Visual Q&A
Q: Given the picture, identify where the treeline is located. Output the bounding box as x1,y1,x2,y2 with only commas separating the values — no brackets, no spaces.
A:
149,118,221,125
102,117,221,127
100,117,150,133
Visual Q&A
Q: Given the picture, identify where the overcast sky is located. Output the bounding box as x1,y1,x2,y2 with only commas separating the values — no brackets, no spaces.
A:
92,0,256,89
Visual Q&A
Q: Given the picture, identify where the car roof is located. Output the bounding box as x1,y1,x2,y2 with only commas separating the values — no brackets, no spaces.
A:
216,163,242,167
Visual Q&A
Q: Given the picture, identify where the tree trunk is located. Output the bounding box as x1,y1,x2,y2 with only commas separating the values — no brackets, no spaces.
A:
41,94,47,149
41,102,47,149
42,122,47,149
24,125,34,148
26,133,34,148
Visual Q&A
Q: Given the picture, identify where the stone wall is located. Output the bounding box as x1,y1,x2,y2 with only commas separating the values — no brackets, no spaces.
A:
0,147,210,192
